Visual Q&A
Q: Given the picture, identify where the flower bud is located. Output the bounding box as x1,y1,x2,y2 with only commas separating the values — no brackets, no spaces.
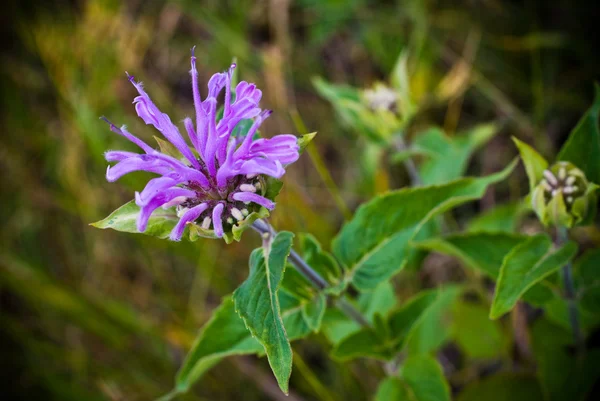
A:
531,161,595,227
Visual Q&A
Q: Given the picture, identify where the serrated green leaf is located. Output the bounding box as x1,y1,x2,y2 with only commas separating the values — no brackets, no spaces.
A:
399,356,451,401
333,161,517,291
456,373,544,401
413,124,497,185
232,231,294,394
512,137,549,192
557,84,600,183
171,289,318,398
174,297,262,394
490,234,578,319
91,200,177,239
297,132,317,154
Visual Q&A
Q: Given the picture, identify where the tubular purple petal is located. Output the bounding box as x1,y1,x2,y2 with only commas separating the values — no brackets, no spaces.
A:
250,135,299,164
101,117,154,154
136,177,180,206
183,117,201,152
169,203,209,241
189,49,206,155
232,192,275,210
212,203,225,237
106,157,172,182
223,64,235,119
105,150,138,162
235,109,272,159
128,74,201,170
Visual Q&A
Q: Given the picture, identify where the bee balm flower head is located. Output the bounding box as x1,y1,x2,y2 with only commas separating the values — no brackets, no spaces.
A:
103,48,299,241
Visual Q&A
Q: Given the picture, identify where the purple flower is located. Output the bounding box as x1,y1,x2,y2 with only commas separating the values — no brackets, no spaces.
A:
103,49,299,241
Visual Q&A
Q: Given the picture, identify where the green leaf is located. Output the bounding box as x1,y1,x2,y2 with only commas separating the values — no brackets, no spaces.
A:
172,289,320,398
375,377,410,401
330,326,394,361
358,281,398,321
331,288,454,361
312,76,393,143
490,234,578,319
414,232,553,306
414,232,526,279
413,124,497,185
557,84,600,183
543,296,600,333
450,300,508,359
333,161,517,291
298,233,343,293
404,286,462,355
154,136,184,159
263,176,284,202
301,293,326,333
390,49,415,119
231,118,254,138
467,201,527,233
512,137,549,192
532,318,600,401
297,132,317,154
91,200,177,239
399,355,451,401
174,297,262,394
232,231,294,394
322,282,397,345
387,290,439,347
225,207,270,244
577,249,600,314
456,373,544,401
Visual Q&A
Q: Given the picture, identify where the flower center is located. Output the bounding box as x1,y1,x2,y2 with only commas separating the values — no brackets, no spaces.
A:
541,164,585,206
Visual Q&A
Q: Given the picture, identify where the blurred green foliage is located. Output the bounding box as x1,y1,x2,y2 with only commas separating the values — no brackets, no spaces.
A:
2,0,600,400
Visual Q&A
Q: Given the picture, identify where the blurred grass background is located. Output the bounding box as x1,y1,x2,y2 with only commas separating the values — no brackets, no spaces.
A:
1,0,599,400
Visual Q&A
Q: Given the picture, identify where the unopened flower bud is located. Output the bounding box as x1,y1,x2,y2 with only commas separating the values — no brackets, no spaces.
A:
532,161,594,227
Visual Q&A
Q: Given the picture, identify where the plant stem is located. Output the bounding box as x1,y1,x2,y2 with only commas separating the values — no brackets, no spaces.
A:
335,297,370,327
393,136,422,186
251,219,369,327
556,226,584,356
